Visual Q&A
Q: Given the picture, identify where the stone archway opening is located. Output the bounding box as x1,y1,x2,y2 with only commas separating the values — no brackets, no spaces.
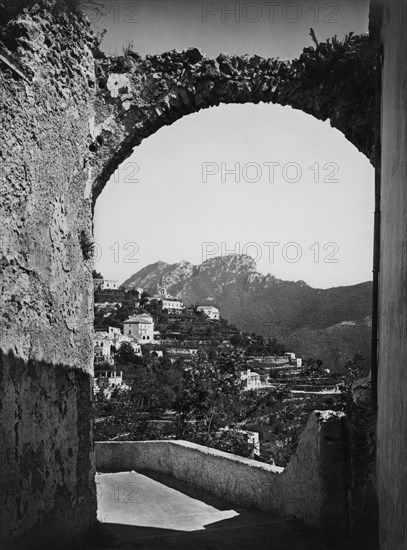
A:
89,35,377,203
93,99,375,293
93,40,373,544
91,30,378,382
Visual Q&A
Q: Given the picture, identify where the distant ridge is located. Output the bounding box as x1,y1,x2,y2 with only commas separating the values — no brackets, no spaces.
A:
122,254,372,370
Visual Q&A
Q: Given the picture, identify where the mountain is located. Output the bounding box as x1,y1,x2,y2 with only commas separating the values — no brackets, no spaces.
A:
123,260,194,290
121,254,372,370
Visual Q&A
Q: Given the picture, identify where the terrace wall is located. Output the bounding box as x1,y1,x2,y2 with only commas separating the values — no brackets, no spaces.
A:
96,411,350,535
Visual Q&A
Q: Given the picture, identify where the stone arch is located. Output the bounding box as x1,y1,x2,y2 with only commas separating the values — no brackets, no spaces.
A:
90,36,377,202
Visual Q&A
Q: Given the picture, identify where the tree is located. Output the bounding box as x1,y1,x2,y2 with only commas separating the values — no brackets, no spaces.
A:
116,342,138,365
300,360,326,378
140,291,150,307
230,333,243,347
269,337,287,355
92,269,103,279
174,352,242,443
344,353,367,380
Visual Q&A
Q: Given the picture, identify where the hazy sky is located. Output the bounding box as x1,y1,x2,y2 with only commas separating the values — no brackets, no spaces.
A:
91,0,374,289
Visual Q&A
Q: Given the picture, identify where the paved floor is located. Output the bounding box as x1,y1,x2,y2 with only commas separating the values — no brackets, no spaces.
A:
96,471,239,531
89,471,376,550
88,470,336,550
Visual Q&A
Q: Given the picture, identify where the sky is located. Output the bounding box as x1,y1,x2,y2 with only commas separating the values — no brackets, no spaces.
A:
91,0,374,289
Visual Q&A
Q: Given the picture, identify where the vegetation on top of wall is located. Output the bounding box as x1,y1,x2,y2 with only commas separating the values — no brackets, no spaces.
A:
278,29,377,163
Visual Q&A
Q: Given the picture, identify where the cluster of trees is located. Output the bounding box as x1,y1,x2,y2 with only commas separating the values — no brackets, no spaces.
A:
94,355,183,440
94,344,336,464
95,349,265,456
300,358,325,377
174,353,241,443
229,334,287,356
94,292,143,329
95,348,367,466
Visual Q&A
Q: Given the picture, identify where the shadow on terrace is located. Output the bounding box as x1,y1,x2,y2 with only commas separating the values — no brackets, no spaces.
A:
84,411,377,550
92,469,331,550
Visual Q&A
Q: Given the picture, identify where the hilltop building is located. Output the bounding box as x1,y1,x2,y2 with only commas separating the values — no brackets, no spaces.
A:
284,352,302,368
108,326,121,337
241,369,261,390
102,280,119,290
123,313,155,343
93,278,119,291
161,298,184,313
94,333,115,365
93,328,142,364
197,305,220,320
150,286,185,313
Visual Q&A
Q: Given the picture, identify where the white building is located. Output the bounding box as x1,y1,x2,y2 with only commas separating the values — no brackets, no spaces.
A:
94,371,129,398
94,326,143,361
123,313,155,344
94,333,114,365
161,298,184,313
240,369,261,390
284,352,302,368
151,286,184,313
197,305,220,320
93,279,119,291
94,370,123,389
101,280,119,291
167,348,198,356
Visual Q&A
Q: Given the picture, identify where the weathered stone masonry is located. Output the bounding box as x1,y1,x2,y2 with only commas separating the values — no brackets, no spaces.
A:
91,33,376,200
0,1,377,547
0,4,98,547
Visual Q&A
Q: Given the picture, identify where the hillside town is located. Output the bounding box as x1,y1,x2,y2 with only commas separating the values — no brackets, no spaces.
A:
93,275,349,465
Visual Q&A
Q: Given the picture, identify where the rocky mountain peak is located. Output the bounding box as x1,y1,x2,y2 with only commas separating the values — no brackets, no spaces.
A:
198,254,257,275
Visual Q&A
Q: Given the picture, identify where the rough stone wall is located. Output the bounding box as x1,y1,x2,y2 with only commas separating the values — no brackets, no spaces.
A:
0,2,98,547
96,411,350,535
376,1,407,549
90,35,377,200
